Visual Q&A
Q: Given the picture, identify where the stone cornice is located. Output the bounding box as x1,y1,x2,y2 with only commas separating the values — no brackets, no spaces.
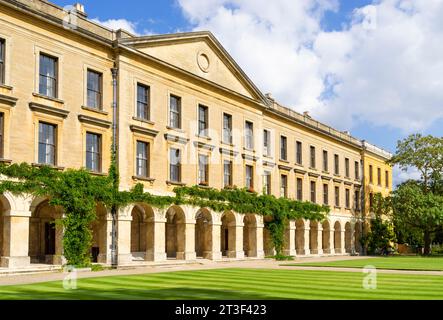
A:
294,168,307,175
219,147,239,157
242,153,259,162
130,125,159,137
164,133,189,144
308,172,320,178
193,141,215,151
29,102,69,118
262,160,276,168
78,115,111,128
0,94,17,106
333,178,343,184
278,164,293,171
321,175,332,181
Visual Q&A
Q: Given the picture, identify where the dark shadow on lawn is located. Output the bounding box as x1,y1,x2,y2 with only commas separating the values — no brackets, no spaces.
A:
0,287,294,300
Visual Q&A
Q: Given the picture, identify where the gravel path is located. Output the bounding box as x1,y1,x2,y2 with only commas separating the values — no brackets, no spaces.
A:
0,255,441,287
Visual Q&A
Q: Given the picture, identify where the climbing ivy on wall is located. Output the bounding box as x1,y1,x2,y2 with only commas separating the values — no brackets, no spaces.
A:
0,161,329,265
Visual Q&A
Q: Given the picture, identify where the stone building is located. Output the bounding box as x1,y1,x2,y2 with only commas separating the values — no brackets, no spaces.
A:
0,0,392,269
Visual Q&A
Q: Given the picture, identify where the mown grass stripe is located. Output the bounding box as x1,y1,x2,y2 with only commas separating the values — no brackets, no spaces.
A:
1,268,443,300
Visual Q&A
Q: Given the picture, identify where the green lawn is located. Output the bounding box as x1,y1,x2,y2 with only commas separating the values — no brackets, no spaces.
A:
1,268,442,300
285,256,443,271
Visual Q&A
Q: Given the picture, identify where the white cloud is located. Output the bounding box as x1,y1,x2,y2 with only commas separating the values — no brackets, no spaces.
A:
177,0,443,133
91,18,139,35
393,165,422,187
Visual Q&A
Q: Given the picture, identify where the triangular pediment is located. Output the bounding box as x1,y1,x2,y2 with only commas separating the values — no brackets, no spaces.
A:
120,32,268,104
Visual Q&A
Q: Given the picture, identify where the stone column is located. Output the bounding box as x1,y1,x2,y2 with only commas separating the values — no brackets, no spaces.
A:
329,229,335,255
232,222,245,259
350,223,356,255
283,220,296,256
255,216,265,259
146,209,167,261
53,221,65,265
98,216,113,264
179,220,196,260
117,207,133,265
208,220,222,260
1,195,33,268
317,225,323,255
340,229,346,255
303,224,311,256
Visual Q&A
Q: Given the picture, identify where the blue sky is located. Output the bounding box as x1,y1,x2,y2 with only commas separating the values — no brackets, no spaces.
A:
51,0,443,182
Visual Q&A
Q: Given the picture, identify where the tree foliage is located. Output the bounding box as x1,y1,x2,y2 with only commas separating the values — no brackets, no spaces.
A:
389,134,443,192
362,193,396,255
0,161,329,265
391,181,443,255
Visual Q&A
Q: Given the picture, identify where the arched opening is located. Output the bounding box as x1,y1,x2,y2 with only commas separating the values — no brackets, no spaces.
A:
334,221,342,254
263,216,274,256
165,206,186,259
354,221,362,254
243,214,257,257
29,200,60,264
322,220,331,254
345,222,352,253
309,221,319,254
130,205,148,260
0,195,11,259
195,209,212,259
221,211,236,257
295,219,305,255
91,204,108,263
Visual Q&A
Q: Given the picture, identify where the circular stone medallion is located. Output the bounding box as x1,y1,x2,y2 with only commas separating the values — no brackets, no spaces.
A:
197,52,210,73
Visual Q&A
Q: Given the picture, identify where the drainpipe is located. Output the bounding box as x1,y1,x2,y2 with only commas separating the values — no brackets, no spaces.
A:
111,66,118,268
361,141,366,256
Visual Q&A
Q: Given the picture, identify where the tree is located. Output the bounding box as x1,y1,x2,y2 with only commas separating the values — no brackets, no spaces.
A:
362,193,396,255
391,181,443,255
389,134,443,193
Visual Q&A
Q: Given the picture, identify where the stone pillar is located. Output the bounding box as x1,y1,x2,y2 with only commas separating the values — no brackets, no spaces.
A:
178,220,196,260
117,208,133,265
350,223,356,254
329,229,335,255
146,209,167,261
255,216,265,259
317,225,323,255
208,221,222,260
303,224,311,256
1,195,33,268
98,216,113,264
283,220,296,256
340,229,346,255
231,223,245,259
52,221,65,265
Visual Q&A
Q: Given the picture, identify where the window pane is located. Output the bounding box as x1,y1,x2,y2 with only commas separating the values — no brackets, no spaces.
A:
87,70,102,109
0,39,5,84
224,160,232,187
198,154,208,184
170,148,181,181
39,54,57,98
296,142,302,164
223,114,232,143
86,133,101,172
297,178,303,201
280,136,287,160
137,84,149,120
38,122,56,165
136,141,149,177
198,105,208,135
245,122,253,149
170,96,181,128
246,165,253,189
